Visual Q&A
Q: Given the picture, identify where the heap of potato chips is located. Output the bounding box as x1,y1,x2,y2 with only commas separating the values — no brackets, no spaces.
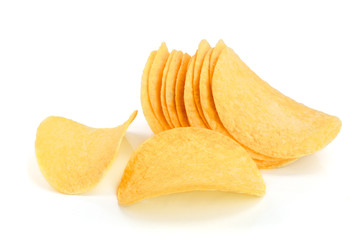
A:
34,39,341,205
141,40,341,169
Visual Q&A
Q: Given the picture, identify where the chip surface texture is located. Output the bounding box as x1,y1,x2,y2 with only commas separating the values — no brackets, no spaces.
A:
35,111,137,194
148,43,171,130
117,127,265,205
141,51,164,134
212,47,341,158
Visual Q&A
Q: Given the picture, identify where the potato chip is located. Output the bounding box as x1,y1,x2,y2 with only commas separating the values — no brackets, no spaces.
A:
199,44,294,164
165,50,183,128
35,111,137,194
117,127,265,205
210,40,226,78
212,47,342,158
248,148,295,163
175,53,191,127
193,40,211,127
148,43,170,130
160,50,176,128
184,53,208,128
141,51,164,134
200,47,227,134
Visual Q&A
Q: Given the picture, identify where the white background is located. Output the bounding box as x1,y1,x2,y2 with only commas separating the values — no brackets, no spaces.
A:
1,0,359,239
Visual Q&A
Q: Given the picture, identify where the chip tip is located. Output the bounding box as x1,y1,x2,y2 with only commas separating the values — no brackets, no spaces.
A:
160,42,168,50
116,186,132,206
198,39,210,48
331,115,342,139
127,110,138,122
216,39,225,45
335,115,342,128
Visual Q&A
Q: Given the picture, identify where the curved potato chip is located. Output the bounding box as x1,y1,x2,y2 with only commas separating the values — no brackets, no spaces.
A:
184,53,207,128
165,50,183,128
148,42,170,130
175,53,191,127
212,47,341,159
199,43,294,164
201,40,227,134
193,40,211,127
201,48,227,134
141,51,164,134
250,149,295,164
160,50,176,128
117,127,265,205
35,111,137,194
210,40,226,78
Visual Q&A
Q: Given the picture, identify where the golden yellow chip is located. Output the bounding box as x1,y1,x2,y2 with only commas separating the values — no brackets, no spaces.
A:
35,111,137,194
141,51,164,134
148,42,170,130
160,50,176,128
210,40,226,79
175,53,191,127
117,127,265,205
200,47,227,133
184,53,207,128
193,40,211,127
248,147,295,164
212,47,342,159
199,44,294,164
165,50,183,128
